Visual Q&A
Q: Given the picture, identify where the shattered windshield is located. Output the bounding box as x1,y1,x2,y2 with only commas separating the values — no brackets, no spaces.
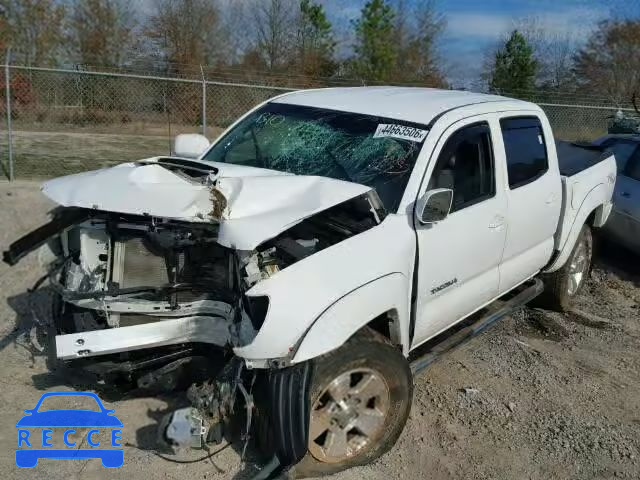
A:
201,103,427,211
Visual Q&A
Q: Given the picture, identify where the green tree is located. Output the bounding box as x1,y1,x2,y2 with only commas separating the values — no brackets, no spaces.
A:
351,0,397,82
490,30,537,94
297,0,336,77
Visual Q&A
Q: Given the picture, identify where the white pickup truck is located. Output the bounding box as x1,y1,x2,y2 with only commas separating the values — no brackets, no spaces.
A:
4,88,616,477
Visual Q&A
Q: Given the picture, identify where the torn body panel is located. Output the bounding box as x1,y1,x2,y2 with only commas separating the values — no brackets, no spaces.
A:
2,208,89,266
41,156,371,250
3,159,386,380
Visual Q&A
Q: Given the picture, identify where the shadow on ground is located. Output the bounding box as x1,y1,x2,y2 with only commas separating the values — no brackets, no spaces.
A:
595,235,640,286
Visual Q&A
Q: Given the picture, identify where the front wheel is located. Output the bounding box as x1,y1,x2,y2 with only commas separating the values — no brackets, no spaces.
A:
294,329,413,478
538,224,592,311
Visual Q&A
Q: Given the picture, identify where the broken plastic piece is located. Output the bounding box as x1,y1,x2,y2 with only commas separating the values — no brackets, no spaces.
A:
163,407,207,449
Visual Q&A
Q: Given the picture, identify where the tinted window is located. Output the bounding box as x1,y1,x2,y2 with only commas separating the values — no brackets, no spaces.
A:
428,123,495,212
601,139,638,173
501,117,549,188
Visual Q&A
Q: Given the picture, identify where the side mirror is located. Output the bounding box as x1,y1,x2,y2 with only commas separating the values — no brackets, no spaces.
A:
173,133,210,159
416,188,453,224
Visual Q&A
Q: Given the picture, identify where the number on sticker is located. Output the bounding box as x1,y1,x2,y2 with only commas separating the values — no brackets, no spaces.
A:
373,124,428,142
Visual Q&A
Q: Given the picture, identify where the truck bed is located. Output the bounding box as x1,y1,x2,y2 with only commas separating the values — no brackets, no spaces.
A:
556,140,609,177
552,147,616,266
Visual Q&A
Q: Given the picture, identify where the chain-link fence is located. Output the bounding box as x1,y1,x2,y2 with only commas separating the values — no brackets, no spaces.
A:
0,62,634,180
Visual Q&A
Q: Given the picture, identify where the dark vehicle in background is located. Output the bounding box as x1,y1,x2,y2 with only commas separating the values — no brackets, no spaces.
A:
593,135,640,254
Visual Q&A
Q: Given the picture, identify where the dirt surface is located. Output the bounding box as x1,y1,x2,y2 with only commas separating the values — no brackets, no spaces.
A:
1,179,639,480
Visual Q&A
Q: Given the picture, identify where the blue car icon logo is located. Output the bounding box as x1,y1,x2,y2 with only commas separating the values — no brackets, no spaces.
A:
15,391,123,468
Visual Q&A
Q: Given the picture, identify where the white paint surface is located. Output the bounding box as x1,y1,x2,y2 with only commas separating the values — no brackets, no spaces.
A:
41,158,370,250
37,88,617,365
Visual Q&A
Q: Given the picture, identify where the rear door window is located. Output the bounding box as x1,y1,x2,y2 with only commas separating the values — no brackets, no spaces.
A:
500,117,549,189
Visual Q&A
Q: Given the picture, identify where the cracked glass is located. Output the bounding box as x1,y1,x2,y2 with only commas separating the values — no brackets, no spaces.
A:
201,103,428,211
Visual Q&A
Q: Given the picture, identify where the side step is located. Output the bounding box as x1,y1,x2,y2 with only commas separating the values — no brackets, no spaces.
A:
410,278,544,375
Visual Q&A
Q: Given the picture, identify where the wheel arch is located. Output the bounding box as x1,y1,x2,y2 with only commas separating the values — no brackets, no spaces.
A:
291,273,410,364
546,184,609,273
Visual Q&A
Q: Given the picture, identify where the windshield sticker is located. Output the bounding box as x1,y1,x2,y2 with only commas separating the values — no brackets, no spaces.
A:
373,124,428,142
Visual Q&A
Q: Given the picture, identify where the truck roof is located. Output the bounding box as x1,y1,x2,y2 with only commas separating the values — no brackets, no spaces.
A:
273,87,534,125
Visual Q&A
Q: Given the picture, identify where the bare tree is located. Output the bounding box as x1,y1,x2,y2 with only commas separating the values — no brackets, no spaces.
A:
574,20,640,104
393,0,410,67
0,9,7,52
2,0,65,66
217,0,249,65
146,0,225,73
250,0,297,71
515,17,576,89
391,0,446,85
67,0,138,67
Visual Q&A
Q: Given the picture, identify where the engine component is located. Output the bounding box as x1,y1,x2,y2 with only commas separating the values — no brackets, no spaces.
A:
162,407,207,449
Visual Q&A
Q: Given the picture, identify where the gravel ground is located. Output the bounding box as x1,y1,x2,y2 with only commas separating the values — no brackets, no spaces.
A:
1,179,639,480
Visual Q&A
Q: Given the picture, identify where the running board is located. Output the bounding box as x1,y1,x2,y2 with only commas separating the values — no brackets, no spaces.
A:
410,278,544,375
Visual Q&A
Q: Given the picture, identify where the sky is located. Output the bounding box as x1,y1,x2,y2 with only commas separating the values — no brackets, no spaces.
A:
139,0,640,86
316,0,639,87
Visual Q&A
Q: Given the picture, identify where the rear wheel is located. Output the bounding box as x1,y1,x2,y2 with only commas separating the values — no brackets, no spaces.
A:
538,224,592,311
293,329,413,478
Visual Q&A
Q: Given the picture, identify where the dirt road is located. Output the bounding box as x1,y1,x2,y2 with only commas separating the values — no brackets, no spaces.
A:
1,180,639,479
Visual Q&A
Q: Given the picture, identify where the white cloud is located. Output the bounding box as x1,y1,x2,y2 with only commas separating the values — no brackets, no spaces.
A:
445,5,607,43
446,13,512,40
442,4,609,88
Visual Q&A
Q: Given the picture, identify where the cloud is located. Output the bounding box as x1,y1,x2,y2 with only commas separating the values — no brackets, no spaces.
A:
446,13,512,40
445,4,608,43
441,3,609,88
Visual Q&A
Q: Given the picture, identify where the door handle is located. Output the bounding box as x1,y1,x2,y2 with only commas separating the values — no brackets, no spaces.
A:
620,191,631,198
489,215,505,229
546,194,556,204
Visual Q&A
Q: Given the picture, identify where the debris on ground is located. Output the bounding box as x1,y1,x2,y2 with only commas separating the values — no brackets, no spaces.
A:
0,180,639,479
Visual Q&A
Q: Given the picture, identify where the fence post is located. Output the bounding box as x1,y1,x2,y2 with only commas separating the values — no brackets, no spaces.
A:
5,48,14,181
200,65,207,137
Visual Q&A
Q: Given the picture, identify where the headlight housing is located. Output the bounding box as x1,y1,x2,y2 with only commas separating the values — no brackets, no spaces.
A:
246,295,269,330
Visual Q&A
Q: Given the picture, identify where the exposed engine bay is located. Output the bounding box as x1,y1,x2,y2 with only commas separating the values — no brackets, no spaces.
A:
2,158,386,474
4,188,384,384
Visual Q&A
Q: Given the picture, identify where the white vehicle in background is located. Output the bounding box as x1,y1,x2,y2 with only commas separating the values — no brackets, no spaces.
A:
592,134,640,254
3,87,616,477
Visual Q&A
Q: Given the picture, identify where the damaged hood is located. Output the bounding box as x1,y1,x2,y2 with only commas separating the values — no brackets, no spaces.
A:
42,157,371,250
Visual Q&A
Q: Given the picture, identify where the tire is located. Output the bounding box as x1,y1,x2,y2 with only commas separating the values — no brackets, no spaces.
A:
538,224,592,312
292,329,413,478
